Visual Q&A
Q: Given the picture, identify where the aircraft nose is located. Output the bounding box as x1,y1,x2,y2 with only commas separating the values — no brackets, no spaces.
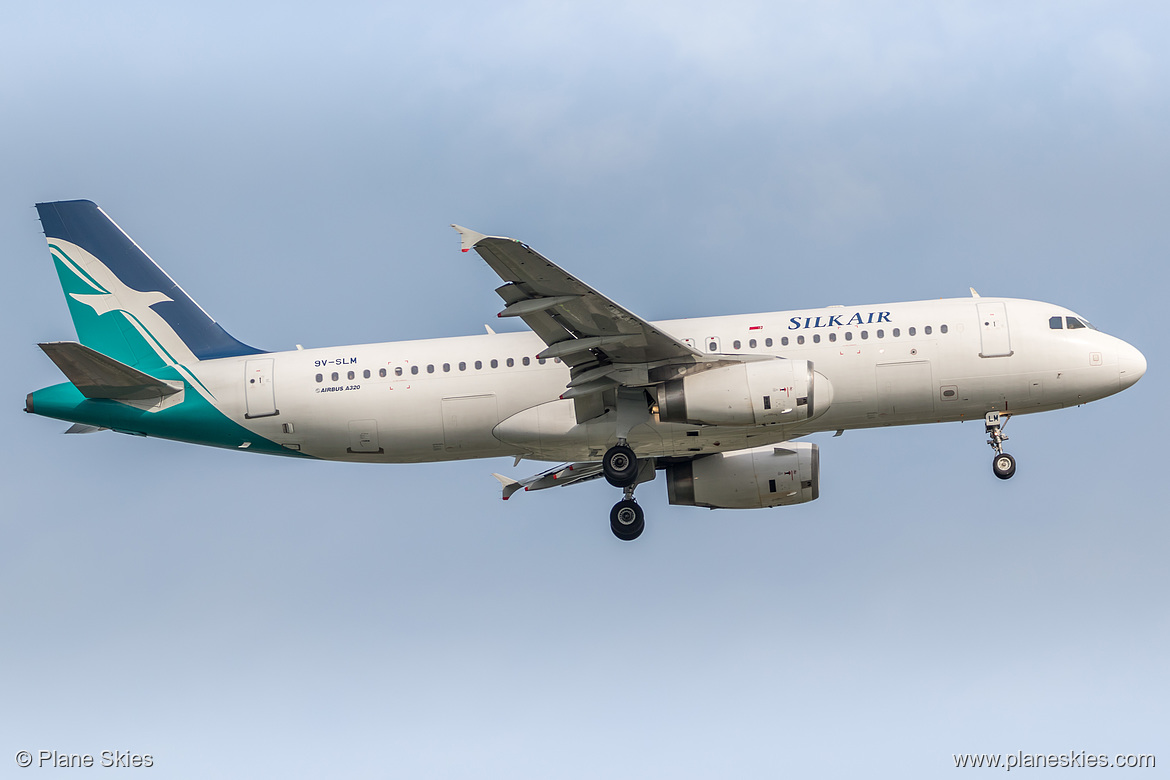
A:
1118,342,1147,390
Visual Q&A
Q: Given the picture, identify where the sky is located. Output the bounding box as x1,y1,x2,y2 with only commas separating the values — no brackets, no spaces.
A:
2,2,1167,777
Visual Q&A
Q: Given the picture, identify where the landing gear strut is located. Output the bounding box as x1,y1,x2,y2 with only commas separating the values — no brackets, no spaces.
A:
985,411,1016,480
605,440,646,541
605,390,654,541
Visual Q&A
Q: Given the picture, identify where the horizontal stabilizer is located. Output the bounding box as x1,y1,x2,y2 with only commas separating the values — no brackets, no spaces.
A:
64,423,107,434
38,341,183,402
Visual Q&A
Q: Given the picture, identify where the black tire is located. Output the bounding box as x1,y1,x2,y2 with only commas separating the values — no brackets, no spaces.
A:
609,499,645,541
602,444,639,488
992,452,1016,480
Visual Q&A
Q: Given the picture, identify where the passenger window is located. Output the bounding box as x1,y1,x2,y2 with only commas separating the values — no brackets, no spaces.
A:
861,331,868,340
749,339,757,348
315,373,323,383
506,358,515,367
442,363,450,373
458,362,466,371
892,328,900,337
845,332,853,341
538,358,546,365
876,329,884,338
909,327,916,336
427,365,435,374
331,372,339,381
411,365,419,375
829,333,837,342
733,340,741,350
475,360,482,370
1066,317,1085,329
348,371,355,380
522,357,531,366
708,341,718,352
554,357,561,363
393,367,400,377
924,326,932,335
781,337,789,346
765,338,773,347
490,359,498,368
813,334,820,343
1049,316,1064,329
797,335,805,345
940,324,948,334
363,369,371,379
380,368,387,378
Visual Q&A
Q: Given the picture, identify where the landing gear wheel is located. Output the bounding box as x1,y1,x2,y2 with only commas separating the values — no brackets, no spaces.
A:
610,499,645,541
603,444,638,488
992,453,1016,480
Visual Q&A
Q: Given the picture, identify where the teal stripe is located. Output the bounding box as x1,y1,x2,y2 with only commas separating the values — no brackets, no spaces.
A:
49,244,110,294
121,311,182,365
175,364,216,400
28,381,309,459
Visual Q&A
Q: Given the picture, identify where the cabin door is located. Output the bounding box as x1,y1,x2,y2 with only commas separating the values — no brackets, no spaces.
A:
244,358,278,418
977,302,1013,358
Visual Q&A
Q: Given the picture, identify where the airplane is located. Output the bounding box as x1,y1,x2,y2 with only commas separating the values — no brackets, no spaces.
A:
25,199,1146,540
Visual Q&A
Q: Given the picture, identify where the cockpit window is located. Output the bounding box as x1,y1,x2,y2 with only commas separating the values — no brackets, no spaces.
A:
1049,316,1063,329
1066,317,1085,330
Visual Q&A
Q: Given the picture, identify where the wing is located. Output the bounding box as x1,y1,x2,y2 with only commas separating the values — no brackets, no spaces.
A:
491,462,605,500
453,226,704,397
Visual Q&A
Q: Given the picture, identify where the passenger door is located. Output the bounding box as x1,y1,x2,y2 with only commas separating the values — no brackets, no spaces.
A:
244,358,278,418
977,302,1013,358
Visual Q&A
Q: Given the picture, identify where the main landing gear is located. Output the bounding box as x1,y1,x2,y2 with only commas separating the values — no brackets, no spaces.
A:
610,496,645,542
603,441,646,541
603,443,638,487
602,388,655,541
985,411,1016,480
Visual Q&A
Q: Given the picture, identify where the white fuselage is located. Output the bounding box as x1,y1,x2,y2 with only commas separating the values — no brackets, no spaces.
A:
197,296,1143,463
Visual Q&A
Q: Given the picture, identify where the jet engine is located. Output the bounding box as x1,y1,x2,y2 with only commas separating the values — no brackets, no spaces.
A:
657,359,831,427
665,441,819,509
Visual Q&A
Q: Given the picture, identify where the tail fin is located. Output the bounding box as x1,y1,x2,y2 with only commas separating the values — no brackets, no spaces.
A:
36,200,262,369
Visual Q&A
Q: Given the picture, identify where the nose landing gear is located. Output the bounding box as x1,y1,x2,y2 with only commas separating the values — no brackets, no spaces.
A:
985,411,1016,480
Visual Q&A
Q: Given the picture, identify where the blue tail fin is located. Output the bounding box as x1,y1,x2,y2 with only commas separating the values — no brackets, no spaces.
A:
36,199,262,368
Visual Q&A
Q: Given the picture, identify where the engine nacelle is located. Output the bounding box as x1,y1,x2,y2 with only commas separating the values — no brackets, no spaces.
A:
665,441,820,509
658,359,831,426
